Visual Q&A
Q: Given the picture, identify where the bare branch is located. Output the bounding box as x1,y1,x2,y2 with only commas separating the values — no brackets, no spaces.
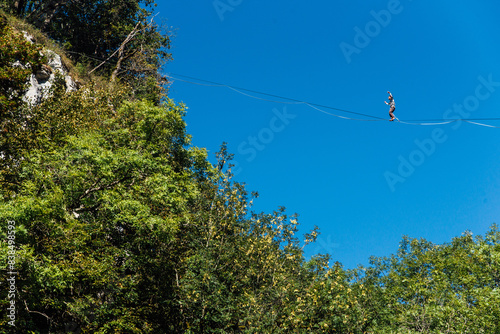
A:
111,16,157,82
88,14,158,79
24,300,51,321
88,21,141,75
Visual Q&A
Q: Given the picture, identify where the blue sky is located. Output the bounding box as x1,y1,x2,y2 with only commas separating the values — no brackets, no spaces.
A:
156,0,500,269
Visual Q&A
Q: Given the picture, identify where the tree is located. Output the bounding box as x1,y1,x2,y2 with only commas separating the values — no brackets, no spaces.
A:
0,13,46,193
3,0,172,101
359,227,500,333
0,99,199,332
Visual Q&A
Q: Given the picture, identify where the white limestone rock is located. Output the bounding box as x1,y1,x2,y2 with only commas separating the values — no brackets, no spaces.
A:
22,33,77,106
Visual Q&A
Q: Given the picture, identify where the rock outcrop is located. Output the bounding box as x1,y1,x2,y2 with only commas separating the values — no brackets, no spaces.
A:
22,33,77,106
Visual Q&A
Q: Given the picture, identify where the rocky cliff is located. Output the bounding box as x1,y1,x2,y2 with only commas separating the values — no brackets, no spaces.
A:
21,32,77,105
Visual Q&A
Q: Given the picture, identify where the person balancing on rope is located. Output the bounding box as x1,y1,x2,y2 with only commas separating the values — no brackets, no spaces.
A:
385,91,397,121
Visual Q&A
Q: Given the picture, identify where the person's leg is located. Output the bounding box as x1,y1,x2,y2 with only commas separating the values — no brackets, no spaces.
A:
389,107,395,121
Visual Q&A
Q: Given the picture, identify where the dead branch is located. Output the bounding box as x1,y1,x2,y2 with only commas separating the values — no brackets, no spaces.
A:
88,14,158,80
24,300,51,321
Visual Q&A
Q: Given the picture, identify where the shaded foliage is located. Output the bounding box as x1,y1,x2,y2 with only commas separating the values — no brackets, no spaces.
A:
2,0,172,101
0,14,45,172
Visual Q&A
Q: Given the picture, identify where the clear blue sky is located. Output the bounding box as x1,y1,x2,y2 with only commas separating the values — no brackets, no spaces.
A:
156,0,500,269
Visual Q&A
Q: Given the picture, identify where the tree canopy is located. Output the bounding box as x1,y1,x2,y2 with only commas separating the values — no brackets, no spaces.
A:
1,0,171,101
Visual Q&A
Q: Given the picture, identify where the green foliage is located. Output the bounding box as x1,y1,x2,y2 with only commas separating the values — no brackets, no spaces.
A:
5,0,172,101
0,16,47,198
0,14,45,125
358,228,500,333
0,76,129,198
0,99,198,332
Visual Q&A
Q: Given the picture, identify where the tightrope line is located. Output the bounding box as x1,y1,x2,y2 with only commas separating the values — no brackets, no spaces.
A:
166,73,500,128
